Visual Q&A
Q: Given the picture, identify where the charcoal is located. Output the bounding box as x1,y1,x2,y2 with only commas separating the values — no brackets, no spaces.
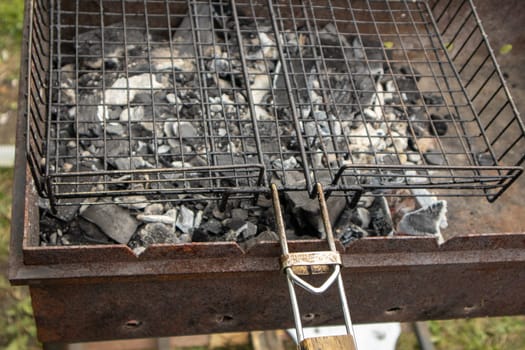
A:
54,203,81,222
176,205,195,234
423,94,444,105
428,114,448,136
357,193,375,208
136,223,179,245
132,93,152,105
105,122,126,135
174,122,198,139
114,157,147,171
120,106,144,122
339,223,369,245
410,189,448,229
80,204,139,244
192,228,210,242
398,201,447,236
352,207,371,229
115,196,149,210
369,196,394,236
231,208,249,222
144,203,165,215
105,74,165,105
78,217,115,244
407,152,422,163
100,139,131,158
75,93,104,136
179,233,192,243
236,222,258,241
200,218,223,235
284,191,346,238
396,77,420,103
212,206,227,220
77,24,148,69
137,214,177,225
43,5,463,248
241,229,279,250
400,66,422,82
352,36,385,76
272,156,298,170
424,151,446,166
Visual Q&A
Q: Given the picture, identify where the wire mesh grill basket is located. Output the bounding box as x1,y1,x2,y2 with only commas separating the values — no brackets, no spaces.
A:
25,0,524,207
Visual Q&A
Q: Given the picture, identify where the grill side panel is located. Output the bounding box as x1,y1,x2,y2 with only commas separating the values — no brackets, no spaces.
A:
431,0,525,201
26,0,51,198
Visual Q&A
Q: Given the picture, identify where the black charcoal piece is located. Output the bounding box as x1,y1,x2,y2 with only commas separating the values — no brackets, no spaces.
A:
231,208,249,222
407,125,426,152
191,228,210,242
200,218,223,235
428,114,448,136
105,122,126,135
396,77,420,103
423,94,444,105
80,204,139,244
400,66,422,82
352,207,371,229
137,223,179,245
175,121,198,139
75,93,104,136
398,201,447,236
339,223,369,245
237,222,258,241
144,203,164,216
78,218,115,244
176,205,194,234
76,24,148,69
424,151,446,165
55,202,81,222
284,191,346,238
241,230,279,251
369,196,394,236
352,36,385,76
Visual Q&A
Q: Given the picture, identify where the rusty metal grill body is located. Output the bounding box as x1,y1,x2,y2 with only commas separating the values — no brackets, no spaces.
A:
25,0,524,206
10,0,525,345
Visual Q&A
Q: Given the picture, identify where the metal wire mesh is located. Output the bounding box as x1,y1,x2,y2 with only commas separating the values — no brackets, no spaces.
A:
26,0,524,206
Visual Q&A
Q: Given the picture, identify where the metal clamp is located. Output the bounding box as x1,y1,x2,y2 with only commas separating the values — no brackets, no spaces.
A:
271,183,358,350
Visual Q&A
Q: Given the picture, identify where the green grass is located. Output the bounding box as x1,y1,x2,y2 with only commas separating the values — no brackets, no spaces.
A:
0,168,39,350
428,317,525,350
0,0,25,50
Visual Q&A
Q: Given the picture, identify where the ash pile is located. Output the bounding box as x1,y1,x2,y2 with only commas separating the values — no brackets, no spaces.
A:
41,2,450,252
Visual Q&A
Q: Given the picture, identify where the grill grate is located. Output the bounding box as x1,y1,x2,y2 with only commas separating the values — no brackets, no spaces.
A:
26,0,524,207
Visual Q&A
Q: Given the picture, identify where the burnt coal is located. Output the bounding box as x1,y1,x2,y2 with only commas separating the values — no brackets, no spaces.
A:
42,4,451,248
284,191,346,238
80,204,139,244
369,196,394,236
428,114,448,136
398,201,447,236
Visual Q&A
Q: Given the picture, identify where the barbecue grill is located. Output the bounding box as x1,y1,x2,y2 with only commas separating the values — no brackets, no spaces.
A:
9,0,525,346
